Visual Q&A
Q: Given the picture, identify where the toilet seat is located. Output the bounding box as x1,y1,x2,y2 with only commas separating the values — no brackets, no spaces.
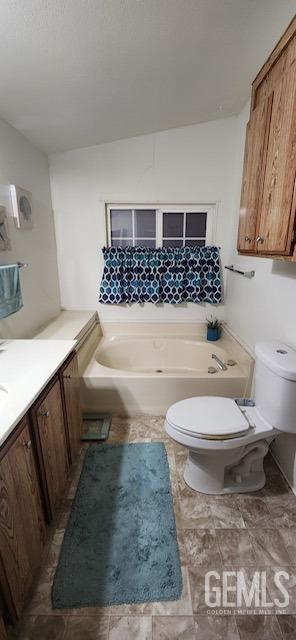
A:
166,396,250,440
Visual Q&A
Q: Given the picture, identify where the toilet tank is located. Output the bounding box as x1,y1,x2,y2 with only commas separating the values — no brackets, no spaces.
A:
254,342,296,433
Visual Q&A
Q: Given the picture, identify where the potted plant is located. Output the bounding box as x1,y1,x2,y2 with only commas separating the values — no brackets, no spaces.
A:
206,316,222,342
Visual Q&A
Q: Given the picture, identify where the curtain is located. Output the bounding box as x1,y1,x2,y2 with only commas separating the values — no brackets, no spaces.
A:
99,246,222,304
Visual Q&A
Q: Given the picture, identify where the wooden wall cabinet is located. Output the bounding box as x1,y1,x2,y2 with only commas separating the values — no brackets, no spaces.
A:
237,96,272,252
0,417,46,620
237,17,296,260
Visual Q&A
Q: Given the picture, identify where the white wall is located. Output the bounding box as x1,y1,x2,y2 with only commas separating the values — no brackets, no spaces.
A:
49,118,239,323
226,102,296,490
0,118,60,338
50,105,296,487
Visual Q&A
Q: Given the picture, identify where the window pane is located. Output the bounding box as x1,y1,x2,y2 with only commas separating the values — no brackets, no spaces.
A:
163,212,184,237
186,212,207,237
134,209,156,237
185,239,206,247
112,238,132,248
110,209,132,238
163,239,183,248
134,238,156,248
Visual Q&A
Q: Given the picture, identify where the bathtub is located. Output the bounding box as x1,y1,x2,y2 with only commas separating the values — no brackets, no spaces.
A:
81,325,253,416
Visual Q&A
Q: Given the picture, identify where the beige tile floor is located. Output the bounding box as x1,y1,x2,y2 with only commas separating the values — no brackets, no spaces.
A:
15,416,296,640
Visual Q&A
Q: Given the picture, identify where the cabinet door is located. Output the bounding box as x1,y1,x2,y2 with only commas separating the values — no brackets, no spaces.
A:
61,353,82,464
0,417,45,619
257,60,296,254
237,96,272,252
34,379,69,519
0,617,7,640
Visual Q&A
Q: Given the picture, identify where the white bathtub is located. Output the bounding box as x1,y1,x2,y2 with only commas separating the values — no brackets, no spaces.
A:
81,325,253,416
96,337,235,374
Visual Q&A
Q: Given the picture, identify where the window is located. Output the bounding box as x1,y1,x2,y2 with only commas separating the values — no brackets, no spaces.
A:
109,208,156,248
106,204,215,247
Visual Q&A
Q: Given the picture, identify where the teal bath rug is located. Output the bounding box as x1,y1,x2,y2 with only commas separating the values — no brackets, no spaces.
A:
52,442,182,608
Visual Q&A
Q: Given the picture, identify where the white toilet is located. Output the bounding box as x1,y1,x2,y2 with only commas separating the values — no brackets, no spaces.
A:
165,342,296,494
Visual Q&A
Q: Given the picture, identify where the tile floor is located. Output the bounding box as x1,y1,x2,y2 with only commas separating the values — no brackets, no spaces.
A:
15,415,296,639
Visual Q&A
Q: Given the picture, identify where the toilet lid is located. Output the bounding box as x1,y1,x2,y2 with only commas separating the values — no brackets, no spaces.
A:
166,396,249,439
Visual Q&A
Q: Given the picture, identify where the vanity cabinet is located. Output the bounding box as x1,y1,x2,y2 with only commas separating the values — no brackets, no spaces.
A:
237,17,296,259
0,350,83,629
31,377,69,521
0,416,46,620
60,352,83,464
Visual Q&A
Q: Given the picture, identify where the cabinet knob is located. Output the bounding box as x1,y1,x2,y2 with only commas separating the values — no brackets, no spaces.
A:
63,374,72,379
256,236,264,244
40,409,50,418
244,236,252,243
22,439,32,449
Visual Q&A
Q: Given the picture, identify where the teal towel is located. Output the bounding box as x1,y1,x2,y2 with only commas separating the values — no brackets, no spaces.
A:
0,264,23,319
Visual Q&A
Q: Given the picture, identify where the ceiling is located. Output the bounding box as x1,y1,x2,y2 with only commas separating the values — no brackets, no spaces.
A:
0,1,294,154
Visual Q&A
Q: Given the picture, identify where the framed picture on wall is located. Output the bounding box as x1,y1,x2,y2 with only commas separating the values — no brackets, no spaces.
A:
10,185,33,229
0,206,11,251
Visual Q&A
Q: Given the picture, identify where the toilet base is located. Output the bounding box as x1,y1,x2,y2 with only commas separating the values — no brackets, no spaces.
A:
183,440,269,495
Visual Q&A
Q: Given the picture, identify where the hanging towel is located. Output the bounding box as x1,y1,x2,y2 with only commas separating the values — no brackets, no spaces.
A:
0,264,23,319
99,246,222,304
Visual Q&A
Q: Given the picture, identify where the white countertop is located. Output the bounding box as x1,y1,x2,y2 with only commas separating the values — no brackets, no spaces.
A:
0,339,76,447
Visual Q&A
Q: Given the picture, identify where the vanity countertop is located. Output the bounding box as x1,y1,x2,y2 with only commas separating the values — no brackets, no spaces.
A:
0,339,76,447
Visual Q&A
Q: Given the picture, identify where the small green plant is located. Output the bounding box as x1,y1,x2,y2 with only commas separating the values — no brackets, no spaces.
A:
206,316,222,330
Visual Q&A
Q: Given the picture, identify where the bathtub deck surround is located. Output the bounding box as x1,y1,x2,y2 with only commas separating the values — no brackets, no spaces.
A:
81,323,253,416
34,309,101,375
16,415,296,639
35,310,99,343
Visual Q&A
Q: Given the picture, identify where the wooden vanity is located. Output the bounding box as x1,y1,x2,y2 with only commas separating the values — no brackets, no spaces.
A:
0,351,82,627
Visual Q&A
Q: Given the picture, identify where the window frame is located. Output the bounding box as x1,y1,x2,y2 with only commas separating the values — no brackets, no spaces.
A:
106,203,216,248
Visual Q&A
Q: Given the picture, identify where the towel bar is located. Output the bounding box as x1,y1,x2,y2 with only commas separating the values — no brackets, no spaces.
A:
0,262,28,269
225,264,255,279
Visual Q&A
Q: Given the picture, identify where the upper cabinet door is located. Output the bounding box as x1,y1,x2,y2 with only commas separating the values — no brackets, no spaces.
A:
257,61,296,254
237,97,272,252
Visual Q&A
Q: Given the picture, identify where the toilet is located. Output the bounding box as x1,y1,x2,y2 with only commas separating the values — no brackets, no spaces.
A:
165,342,296,494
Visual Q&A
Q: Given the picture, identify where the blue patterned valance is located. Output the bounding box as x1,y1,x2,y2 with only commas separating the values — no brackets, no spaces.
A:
99,246,222,304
